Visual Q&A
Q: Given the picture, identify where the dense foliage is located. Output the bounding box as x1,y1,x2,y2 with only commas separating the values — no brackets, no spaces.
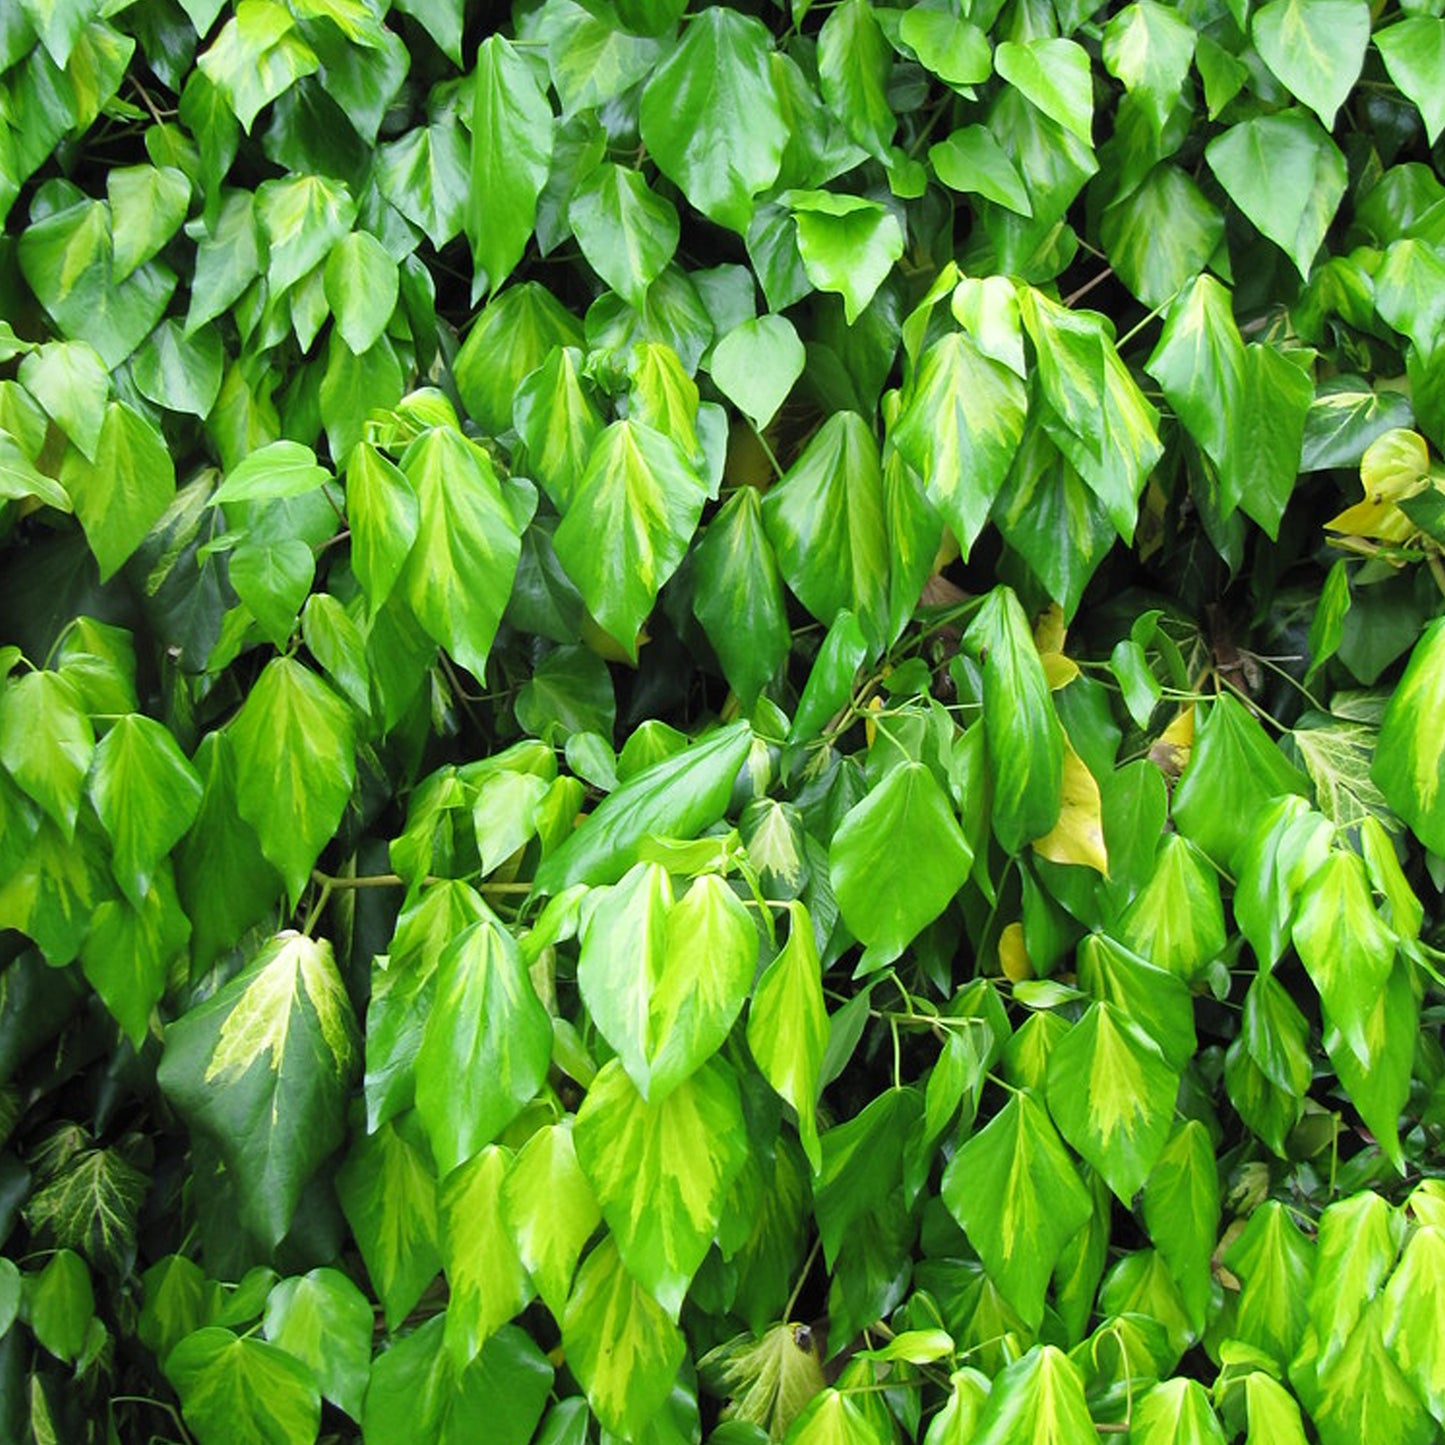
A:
1,0,1445,1438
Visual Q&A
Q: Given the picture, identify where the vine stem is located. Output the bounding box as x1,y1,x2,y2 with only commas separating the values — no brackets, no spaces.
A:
783,1234,823,1322
310,870,534,895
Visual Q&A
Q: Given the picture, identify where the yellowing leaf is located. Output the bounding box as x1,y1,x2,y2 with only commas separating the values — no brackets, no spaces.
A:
1032,736,1108,875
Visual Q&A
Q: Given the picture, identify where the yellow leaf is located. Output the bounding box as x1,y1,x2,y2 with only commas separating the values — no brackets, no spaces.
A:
1150,704,1194,779
999,921,1033,981
1033,602,1067,656
1042,651,1081,689
1032,738,1108,875
1324,427,1432,544
580,609,647,664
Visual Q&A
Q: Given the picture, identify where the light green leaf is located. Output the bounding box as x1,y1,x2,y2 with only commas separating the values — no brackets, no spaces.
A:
710,315,806,433
784,1387,889,1444
1309,1192,1404,1372
60,402,176,581
1373,617,1445,853
468,35,553,294
1222,1201,1314,1367
1045,1002,1177,1202
930,126,1031,215
1244,1372,1310,1445
107,165,190,283
829,761,972,971
132,320,225,420
345,441,418,614
1118,834,1226,982
165,1328,320,1445
552,419,707,660
414,917,553,1175
892,330,1028,556
967,1345,1095,1445
255,172,356,295
747,901,829,1171
228,657,355,907
440,1146,533,1366
787,191,904,326
1102,2,1196,141
762,412,889,649
197,0,320,132
1252,0,1369,129
1142,1121,1220,1330
399,425,522,679
898,8,990,88
81,862,188,1038
158,932,359,1246
1129,1379,1226,1445
562,1238,685,1440
963,586,1064,852
262,1270,373,1421
1375,19,1445,145
0,432,70,512
538,0,667,113
639,9,788,233
324,231,399,354
1100,165,1223,309
336,1112,442,1329
995,39,1094,144
212,440,330,505
569,162,679,310
513,346,604,515
0,671,94,838
376,118,470,251
1205,111,1347,279
27,1250,94,1363
941,1091,1092,1327
1381,1224,1445,1421
817,0,896,160
500,1121,601,1320
17,340,108,461
573,1056,749,1316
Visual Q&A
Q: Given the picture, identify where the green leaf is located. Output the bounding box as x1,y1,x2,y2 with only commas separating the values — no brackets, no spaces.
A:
197,0,320,132
762,412,889,650
1244,1372,1310,1445
60,402,176,581
639,9,788,234
1101,2,1196,142
500,1120,601,1320
553,419,707,660
898,8,990,88
569,162,679,310
324,231,399,354
574,1056,749,1315
535,720,751,890
440,1146,533,1365
0,431,70,512
1381,1223,1445,1420
1205,111,1347,279
1373,617,1445,854
468,35,553,294
400,425,522,679
1129,1379,1227,1445
158,932,359,1245
1100,165,1223,309
930,127,1031,215
1172,694,1309,871
1222,1201,1314,1368
784,1388,889,1444
1375,240,1445,355
562,1237,685,1440
1046,1003,1177,1202
513,346,604,516
787,191,903,327
107,165,190,283
538,0,667,112
24,1144,147,1275
80,874,190,1043
1309,1192,1403,1372
26,1250,93,1364
710,315,806,433
212,440,330,505
817,0,895,160
829,760,972,971
1142,1121,1220,1330
17,340,108,460
941,1091,1092,1327
0,671,94,838
1375,19,1445,145
165,1327,321,1445
995,39,1094,144
1118,834,1226,982
963,586,1064,852
262,1269,373,1420
344,441,418,615
1251,0,1369,129
967,1345,1095,1445
228,657,355,907
336,1112,441,1329
747,900,829,1170
414,917,553,1174
132,320,225,419
892,331,1028,556
376,117,470,251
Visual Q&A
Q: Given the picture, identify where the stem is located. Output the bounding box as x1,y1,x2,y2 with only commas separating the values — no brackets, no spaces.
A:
1063,267,1114,308
784,1234,823,1321
111,1397,194,1445
311,870,535,895
1116,288,1181,350
301,880,331,935
748,418,785,481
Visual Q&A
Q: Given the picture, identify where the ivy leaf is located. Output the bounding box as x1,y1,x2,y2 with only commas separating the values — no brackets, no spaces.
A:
747,900,829,1171
132,320,225,420
17,340,108,460
262,1269,373,1421
228,657,356,908
254,172,356,295
562,1237,685,1440
1375,18,1445,145
639,9,788,234
158,932,359,1246
784,1388,890,1444
941,1090,1092,1326
414,917,553,1175
324,231,399,354
1373,617,1445,854
967,1345,1096,1444
891,331,1027,558
930,127,1031,215
345,441,418,615
1309,1192,1403,1372
0,432,70,512
400,425,522,679
829,761,972,972
513,346,605,515
1101,2,1196,142
1244,1372,1311,1445
573,1056,749,1317
0,671,94,838
376,117,471,250
569,162,679,310
710,315,806,433
817,0,895,159
1142,1121,1220,1331
500,1121,601,1320
787,192,903,326
197,0,319,132
24,1144,148,1276
1118,834,1227,982
1381,1224,1445,1420
1251,0,1369,130
1206,111,1347,279
762,412,889,650
108,165,190,283
165,1328,321,1445
1128,1379,1227,1445
336,1113,442,1330
1222,1201,1314,1368
995,39,1094,144
212,440,330,504
27,1249,94,1364
468,35,553,294
1046,1003,1177,1203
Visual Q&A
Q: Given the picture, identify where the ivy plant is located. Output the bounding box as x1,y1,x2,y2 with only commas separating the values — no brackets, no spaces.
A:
1,0,1444,1440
